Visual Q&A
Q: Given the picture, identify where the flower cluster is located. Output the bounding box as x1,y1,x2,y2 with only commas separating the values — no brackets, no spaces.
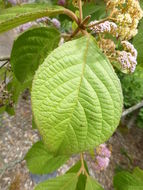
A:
37,17,61,28
36,17,49,23
51,18,61,29
98,39,116,57
89,1,141,73
16,22,36,33
121,41,137,58
89,21,117,36
117,51,137,73
95,144,111,171
8,0,28,5
106,0,143,39
16,17,61,33
115,41,137,73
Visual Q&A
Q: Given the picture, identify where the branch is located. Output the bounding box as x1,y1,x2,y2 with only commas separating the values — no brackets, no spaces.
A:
87,17,109,28
0,56,10,62
122,100,143,117
87,17,116,28
68,15,91,40
63,9,79,25
0,60,9,69
77,153,89,177
78,0,83,22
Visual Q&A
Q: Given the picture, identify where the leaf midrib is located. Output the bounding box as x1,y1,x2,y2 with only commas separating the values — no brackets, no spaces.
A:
57,35,91,152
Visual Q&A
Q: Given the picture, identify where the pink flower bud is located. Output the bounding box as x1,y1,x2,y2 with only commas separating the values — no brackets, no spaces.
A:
51,18,61,29
36,17,49,23
96,144,111,158
58,0,66,6
18,22,35,32
8,0,17,5
95,156,110,171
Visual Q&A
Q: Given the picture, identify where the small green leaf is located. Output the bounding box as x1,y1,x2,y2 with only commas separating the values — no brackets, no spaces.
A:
11,27,60,83
5,105,15,115
85,176,104,190
0,4,65,33
0,105,6,114
32,35,123,155
7,76,31,103
113,167,143,190
25,141,69,175
34,173,78,190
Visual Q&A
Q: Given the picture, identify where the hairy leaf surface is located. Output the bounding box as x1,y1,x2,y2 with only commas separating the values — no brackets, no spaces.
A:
0,4,64,33
32,35,123,155
11,27,60,83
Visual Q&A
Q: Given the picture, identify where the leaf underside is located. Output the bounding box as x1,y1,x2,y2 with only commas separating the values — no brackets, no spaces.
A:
32,35,123,155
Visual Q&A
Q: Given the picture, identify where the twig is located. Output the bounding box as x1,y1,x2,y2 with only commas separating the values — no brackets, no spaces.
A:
122,100,143,117
61,33,71,38
68,15,91,40
78,0,83,22
81,15,91,28
0,60,9,69
87,17,116,28
63,9,79,25
77,153,89,177
87,17,109,28
68,27,80,40
81,29,89,36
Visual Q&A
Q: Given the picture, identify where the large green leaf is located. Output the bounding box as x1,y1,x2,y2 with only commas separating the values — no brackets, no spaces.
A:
133,19,143,65
32,35,123,155
113,167,143,190
85,176,104,190
34,173,78,190
25,141,69,175
0,4,65,33
11,27,60,83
